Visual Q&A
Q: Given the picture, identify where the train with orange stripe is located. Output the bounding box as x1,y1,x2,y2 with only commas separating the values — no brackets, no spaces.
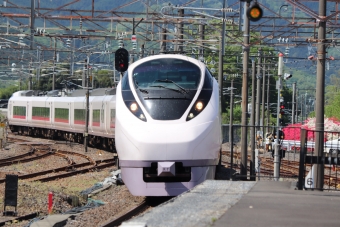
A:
7,89,116,151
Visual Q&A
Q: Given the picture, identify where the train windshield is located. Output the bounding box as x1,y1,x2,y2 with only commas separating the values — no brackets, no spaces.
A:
132,58,201,90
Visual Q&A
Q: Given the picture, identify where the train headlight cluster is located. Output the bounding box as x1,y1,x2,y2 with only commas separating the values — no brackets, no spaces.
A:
121,72,147,122
125,101,147,122
187,100,206,121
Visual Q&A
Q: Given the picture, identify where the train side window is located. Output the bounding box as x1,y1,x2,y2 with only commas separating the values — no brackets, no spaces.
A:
93,109,100,126
110,109,115,128
13,106,26,118
121,72,130,90
203,69,213,89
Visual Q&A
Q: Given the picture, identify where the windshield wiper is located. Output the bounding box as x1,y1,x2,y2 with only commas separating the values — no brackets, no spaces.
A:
139,88,149,94
149,85,184,94
155,79,189,94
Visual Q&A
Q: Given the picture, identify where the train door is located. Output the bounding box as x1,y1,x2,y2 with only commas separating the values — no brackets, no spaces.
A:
7,100,11,120
26,99,31,126
108,96,115,137
101,99,105,134
46,98,52,129
70,99,74,130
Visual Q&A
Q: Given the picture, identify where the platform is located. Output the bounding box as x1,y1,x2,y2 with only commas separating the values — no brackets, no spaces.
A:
123,180,340,227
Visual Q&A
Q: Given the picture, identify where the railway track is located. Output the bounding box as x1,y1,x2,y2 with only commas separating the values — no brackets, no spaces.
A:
0,213,39,227
100,197,171,227
100,201,149,227
0,139,116,183
0,158,115,183
223,152,340,189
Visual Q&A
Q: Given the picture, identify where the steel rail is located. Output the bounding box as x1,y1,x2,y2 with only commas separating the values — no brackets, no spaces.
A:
35,160,115,182
0,159,114,184
0,212,39,226
100,201,149,227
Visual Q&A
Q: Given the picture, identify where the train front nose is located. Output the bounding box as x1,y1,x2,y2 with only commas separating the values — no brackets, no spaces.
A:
116,118,219,161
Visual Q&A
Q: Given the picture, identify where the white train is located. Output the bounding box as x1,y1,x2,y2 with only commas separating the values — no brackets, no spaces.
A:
7,89,116,151
115,54,222,196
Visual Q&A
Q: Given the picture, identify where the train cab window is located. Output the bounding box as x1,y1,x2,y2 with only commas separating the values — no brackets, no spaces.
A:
132,58,201,90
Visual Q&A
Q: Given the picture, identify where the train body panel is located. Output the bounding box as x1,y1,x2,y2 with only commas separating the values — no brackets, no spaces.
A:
7,90,116,149
115,54,222,196
52,98,72,132
121,166,215,196
71,96,87,132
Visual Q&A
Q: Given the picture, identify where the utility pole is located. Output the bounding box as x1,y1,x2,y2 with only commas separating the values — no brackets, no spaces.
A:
241,1,250,180
250,59,256,180
53,37,56,90
71,39,75,76
274,52,284,181
255,49,262,140
261,57,266,135
28,63,32,90
175,9,184,53
84,54,90,153
229,78,235,180
218,0,226,172
139,44,144,59
19,67,22,90
199,17,205,59
314,0,326,191
266,65,270,132
30,0,35,50
37,46,41,88
292,82,296,124
160,26,166,53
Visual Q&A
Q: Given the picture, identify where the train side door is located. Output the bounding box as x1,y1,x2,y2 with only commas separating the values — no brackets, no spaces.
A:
8,101,11,120
101,100,105,134
26,100,30,125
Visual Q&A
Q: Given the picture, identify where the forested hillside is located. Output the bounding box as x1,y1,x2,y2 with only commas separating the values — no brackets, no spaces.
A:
1,0,340,121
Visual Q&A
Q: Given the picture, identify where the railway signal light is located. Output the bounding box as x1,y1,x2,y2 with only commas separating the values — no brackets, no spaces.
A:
247,2,263,22
279,101,285,116
115,48,129,72
279,101,285,125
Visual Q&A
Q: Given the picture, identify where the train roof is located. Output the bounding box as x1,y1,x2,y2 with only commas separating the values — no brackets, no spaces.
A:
11,88,116,98
67,88,116,96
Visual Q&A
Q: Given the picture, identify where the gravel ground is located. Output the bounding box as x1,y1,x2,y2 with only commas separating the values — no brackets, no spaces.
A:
0,133,301,227
0,134,145,227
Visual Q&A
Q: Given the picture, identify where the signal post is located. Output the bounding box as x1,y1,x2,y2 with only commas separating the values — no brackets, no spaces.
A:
274,53,284,181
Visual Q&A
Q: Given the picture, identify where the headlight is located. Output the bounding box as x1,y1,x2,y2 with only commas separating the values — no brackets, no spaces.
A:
195,101,203,111
125,101,147,122
186,100,208,121
130,103,138,112
121,71,147,122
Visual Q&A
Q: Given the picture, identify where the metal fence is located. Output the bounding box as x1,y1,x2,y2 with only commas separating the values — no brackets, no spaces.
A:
221,125,340,191
297,129,340,191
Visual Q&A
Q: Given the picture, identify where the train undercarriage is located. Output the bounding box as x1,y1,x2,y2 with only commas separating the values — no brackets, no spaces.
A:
9,125,116,152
